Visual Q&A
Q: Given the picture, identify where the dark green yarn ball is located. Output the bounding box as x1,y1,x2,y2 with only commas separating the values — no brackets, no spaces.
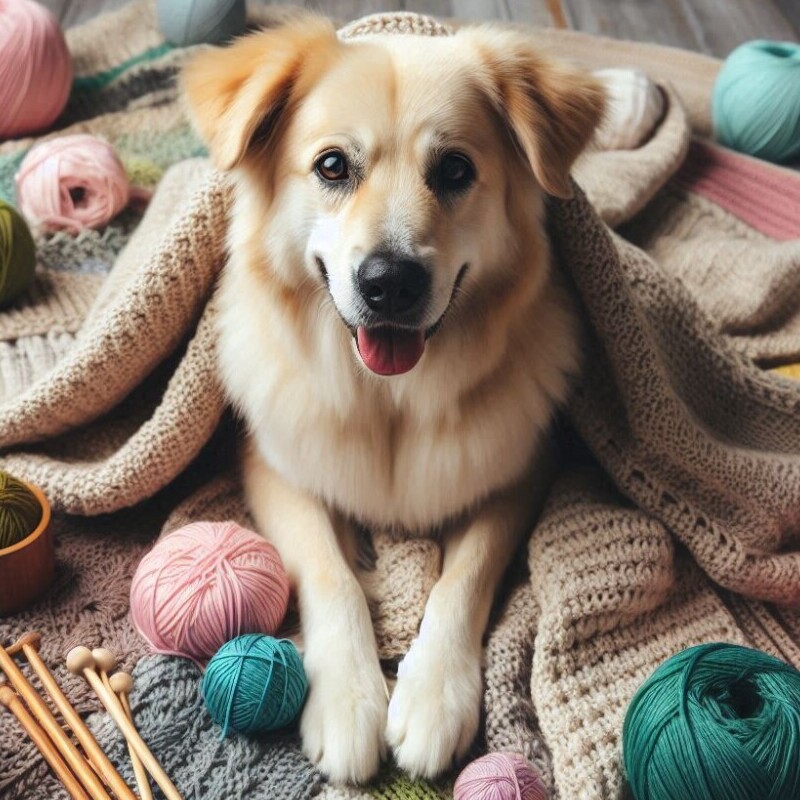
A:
0,471,42,549
0,199,36,309
623,642,800,800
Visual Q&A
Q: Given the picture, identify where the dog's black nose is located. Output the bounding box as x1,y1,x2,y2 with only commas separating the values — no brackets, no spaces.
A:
357,254,430,316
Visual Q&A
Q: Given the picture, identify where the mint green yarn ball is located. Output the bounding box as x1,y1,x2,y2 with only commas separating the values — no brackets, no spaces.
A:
713,40,800,163
157,0,246,46
623,643,800,800
202,634,308,736
0,200,36,309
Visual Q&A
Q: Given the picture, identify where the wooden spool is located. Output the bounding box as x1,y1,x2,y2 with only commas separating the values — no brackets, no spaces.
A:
0,481,54,615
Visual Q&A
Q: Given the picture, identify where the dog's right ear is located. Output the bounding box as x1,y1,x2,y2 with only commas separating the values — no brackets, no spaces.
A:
182,15,340,170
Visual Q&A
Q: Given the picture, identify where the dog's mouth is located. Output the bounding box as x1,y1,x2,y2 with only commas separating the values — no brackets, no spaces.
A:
316,257,467,377
354,264,468,376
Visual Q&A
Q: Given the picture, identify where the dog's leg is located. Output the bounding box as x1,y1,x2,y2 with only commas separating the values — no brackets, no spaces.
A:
386,480,534,778
243,447,387,784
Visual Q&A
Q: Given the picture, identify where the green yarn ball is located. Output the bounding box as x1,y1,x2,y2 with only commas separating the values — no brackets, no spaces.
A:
713,40,800,163
0,200,36,309
202,634,308,736
0,471,43,549
623,642,800,800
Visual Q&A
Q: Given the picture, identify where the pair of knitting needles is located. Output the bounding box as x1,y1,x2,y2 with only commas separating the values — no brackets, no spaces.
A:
67,646,182,800
0,632,180,800
0,633,132,800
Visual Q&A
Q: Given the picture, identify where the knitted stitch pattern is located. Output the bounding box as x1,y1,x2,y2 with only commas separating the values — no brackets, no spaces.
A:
2,3,800,799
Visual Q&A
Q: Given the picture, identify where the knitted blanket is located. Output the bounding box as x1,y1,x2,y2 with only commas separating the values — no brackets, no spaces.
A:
2,3,800,799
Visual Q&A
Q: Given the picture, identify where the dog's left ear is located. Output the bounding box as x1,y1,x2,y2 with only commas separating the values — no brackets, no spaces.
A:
182,14,340,170
465,28,606,199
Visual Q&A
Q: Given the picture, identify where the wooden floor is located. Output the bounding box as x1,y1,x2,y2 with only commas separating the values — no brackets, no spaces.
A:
42,0,799,59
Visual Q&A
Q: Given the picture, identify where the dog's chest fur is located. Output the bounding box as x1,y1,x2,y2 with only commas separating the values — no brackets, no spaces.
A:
217,245,579,533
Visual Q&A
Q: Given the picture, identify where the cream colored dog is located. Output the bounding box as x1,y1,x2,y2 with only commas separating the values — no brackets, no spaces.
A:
184,14,603,784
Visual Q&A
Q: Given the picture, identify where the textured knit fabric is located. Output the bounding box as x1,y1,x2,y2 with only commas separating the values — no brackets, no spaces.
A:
2,4,800,800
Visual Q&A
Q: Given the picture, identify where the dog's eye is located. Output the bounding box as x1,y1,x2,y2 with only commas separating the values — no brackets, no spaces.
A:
433,153,476,195
315,151,349,182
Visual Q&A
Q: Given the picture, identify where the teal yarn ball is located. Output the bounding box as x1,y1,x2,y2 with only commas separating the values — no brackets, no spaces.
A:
0,200,36,310
157,0,246,46
713,40,800,163
202,634,308,736
623,643,800,800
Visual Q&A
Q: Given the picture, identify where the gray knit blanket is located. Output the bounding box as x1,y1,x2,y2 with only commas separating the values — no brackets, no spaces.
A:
2,4,800,800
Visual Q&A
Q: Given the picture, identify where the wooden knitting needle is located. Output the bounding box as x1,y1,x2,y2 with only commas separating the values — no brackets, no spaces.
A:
109,671,154,800
0,641,111,800
0,682,90,800
93,649,153,800
67,647,183,800
6,634,136,800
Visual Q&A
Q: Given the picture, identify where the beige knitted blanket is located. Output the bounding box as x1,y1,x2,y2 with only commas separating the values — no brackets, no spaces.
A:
3,4,800,799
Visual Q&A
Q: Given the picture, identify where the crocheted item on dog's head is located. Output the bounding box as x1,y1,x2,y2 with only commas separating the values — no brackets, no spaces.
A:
338,12,453,40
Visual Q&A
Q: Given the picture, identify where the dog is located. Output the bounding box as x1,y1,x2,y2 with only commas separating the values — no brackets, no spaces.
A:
183,13,604,784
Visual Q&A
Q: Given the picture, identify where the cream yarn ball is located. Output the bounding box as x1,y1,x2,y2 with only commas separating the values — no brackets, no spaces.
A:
592,68,665,151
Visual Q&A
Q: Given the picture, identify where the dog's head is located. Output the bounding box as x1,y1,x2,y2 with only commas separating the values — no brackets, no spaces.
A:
184,15,604,377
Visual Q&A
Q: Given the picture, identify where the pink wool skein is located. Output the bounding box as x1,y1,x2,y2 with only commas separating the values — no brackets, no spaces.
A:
130,521,291,663
454,753,547,800
15,135,131,232
0,0,73,139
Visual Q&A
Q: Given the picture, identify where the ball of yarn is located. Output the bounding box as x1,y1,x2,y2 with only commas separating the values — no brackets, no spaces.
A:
0,0,73,140
157,0,246,46
454,753,547,800
0,199,36,309
623,642,800,800
202,634,308,735
713,41,800,163
0,471,43,550
130,521,290,662
15,135,131,233
593,68,665,151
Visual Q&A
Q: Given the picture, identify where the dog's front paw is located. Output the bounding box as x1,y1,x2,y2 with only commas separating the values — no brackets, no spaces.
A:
301,642,388,784
386,634,482,778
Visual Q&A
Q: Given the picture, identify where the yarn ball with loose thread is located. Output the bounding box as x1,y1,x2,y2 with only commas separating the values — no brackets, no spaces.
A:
0,200,36,310
713,40,800,163
202,634,308,735
0,0,73,139
0,471,43,550
592,68,665,151
130,521,290,663
15,135,131,233
623,642,800,800
157,0,246,46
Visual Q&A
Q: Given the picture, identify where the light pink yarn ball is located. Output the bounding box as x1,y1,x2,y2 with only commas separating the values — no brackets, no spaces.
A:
454,753,547,800
0,0,73,139
15,134,130,233
130,521,291,663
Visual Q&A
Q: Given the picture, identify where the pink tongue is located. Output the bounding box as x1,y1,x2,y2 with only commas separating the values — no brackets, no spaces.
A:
356,327,425,375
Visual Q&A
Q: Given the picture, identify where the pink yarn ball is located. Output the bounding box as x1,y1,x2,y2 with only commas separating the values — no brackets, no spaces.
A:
0,0,73,139
130,521,291,663
454,753,547,800
15,134,130,233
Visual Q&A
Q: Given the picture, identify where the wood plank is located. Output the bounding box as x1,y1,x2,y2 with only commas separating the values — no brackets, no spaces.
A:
561,0,704,53
304,0,397,22
775,0,800,34
683,0,798,58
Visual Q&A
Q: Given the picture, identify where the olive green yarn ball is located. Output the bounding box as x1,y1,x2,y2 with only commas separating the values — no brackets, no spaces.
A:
0,199,36,309
0,471,42,549
623,642,800,800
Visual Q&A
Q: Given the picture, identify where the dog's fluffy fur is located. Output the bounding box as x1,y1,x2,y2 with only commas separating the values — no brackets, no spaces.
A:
184,15,603,784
